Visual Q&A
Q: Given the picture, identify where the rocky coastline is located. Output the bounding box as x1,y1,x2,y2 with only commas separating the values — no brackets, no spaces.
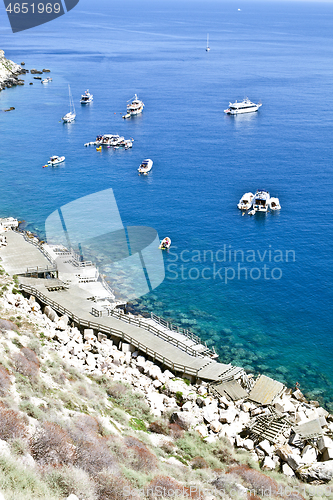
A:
0,263,333,497
0,50,26,91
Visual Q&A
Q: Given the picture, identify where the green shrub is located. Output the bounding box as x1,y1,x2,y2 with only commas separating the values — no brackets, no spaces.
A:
129,417,147,431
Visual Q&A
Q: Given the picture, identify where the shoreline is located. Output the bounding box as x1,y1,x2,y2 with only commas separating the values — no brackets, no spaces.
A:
1,217,333,485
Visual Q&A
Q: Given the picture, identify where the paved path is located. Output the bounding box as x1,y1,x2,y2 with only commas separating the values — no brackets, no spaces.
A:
0,231,52,275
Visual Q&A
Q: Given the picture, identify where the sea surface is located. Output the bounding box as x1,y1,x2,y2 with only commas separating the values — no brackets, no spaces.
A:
1,0,332,407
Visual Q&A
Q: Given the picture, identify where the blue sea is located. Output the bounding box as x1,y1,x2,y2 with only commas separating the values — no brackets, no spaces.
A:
1,0,332,407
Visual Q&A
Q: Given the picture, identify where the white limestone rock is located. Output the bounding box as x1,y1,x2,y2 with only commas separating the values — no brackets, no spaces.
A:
210,420,223,433
258,439,273,456
282,463,295,477
203,403,219,423
171,411,202,430
318,436,333,453
0,439,11,458
262,456,276,470
301,444,317,465
219,407,237,424
195,424,209,438
43,305,58,322
242,438,254,451
66,495,80,500
297,461,333,482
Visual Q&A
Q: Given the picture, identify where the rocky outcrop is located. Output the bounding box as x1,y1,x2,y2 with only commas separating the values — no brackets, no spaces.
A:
0,50,25,91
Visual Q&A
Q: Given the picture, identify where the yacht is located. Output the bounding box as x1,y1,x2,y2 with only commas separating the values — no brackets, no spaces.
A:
138,159,153,175
62,85,76,123
224,98,262,115
47,156,65,167
96,134,124,147
206,33,210,52
252,190,270,212
237,192,254,210
127,94,144,116
80,90,93,104
269,197,281,210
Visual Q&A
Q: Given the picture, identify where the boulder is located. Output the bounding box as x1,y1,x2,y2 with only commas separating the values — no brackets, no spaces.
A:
66,495,79,500
287,454,304,471
83,329,95,342
195,424,209,438
317,436,333,453
282,463,295,477
210,420,223,433
219,407,237,424
203,403,219,423
322,448,333,461
258,439,273,456
242,438,254,451
171,411,202,430
301,444,317,465
0,439,11,458
262,456,276,470
297,461,333,482
44,305,58,322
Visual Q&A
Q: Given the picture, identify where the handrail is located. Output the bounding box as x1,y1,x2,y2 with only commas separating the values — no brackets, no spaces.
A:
101,308,214,358
19,283,200,378
150,312,216,356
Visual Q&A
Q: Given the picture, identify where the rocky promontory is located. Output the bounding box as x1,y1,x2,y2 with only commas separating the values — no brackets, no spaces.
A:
0,50,25,91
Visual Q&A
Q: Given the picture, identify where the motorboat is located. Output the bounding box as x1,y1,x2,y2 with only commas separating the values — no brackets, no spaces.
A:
80,89,93,104
159,237,171,250
41,79,49,84
224,97,262,115
237,192,254,210
47,156,65,166
138,159,153,175
62,84,76,123
127,94,144,116
96,134,124,147
269,197,281,210
123,140,133,149
252,189,270,212
122,113,131,119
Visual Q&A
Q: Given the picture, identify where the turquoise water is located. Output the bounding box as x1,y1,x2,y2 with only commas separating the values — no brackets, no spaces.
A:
0,0,332,407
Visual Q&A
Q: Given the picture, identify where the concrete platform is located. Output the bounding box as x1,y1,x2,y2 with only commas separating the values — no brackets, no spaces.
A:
0,231,52,275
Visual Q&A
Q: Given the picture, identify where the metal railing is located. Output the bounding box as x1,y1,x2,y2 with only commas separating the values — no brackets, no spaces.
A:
19,283,200,378
151,312,217,357
92,306,213,358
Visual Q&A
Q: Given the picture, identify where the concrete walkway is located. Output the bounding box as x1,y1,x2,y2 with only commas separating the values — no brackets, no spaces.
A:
0,231,52,275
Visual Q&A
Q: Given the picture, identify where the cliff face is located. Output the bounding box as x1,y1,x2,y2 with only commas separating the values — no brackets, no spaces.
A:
0,50,23,90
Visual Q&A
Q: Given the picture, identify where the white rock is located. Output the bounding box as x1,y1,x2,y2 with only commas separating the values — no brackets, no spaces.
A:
44,305,58,322
210,420,223,433
282,463,295,477
83,329,96,342
203,404,219,423
171,411,202,430
66,495,80,500
301,444,317,465
287,453,303,471
262,456,276,470
258,439,273,456
19,453,35,468
318,435,333,453
298,461,333,482
86,353,96,368
0,439,11,458
195,424,209,438
322,448,333,461
242,438,254,451
182,401,193,412
0,492,6,500
219,408,237,424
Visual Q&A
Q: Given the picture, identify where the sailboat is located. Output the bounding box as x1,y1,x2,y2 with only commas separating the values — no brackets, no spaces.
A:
62,85,76,123
206,33,210,51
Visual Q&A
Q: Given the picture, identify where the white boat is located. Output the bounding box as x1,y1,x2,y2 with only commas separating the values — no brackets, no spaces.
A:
41,79,49,84
124,140,133,149
80,89,93,104
138,159,153,174
269,197,281,210
62,84,76,123
159,237,171,250
252,189,270,212
47,155,65,166
206,33,210,51
127,94,144,116
96,134,124,146
224,97,262,115
237,192,254,210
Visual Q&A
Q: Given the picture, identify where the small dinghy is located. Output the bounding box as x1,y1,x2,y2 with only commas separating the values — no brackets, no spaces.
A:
159,237,171,250
269,197,281,210
46,155,65,166
138,158,153,175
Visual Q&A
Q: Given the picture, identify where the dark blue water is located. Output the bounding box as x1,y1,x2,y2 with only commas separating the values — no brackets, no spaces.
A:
1,0,332,407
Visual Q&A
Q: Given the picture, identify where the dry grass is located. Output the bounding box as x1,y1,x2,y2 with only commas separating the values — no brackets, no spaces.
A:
228,465,280,497
124,436,158,473
0,364,11,396
0,404,28,441
13,347,40,379
95,471,141,500
30,422,76,466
